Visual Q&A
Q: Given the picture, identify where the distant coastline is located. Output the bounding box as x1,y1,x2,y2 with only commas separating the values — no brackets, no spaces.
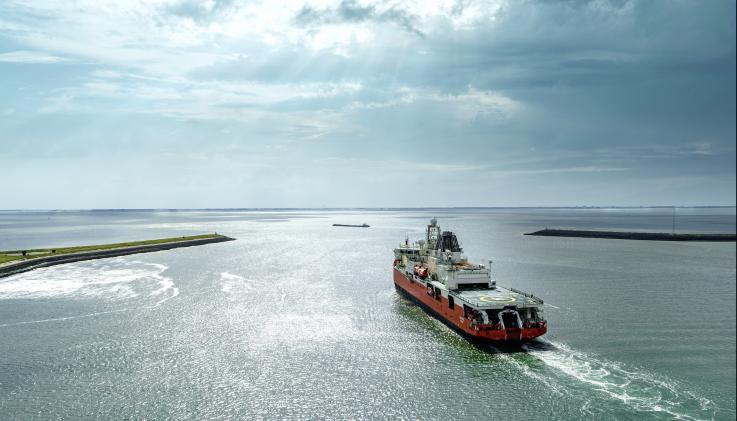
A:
0,234,235,279
525,229,736,242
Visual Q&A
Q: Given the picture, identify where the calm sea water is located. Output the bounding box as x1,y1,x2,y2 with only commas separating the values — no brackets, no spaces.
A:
0,208,735,420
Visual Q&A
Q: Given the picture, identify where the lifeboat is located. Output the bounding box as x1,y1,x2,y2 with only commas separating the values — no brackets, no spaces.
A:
413,265,429,278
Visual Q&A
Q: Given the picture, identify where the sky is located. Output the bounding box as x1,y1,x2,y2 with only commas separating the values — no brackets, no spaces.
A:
0,0,735,209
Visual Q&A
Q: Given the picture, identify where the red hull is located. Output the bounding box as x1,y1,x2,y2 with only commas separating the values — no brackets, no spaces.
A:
393,268,546,342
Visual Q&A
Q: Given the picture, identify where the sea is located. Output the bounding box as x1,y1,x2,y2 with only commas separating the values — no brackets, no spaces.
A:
0,208,735,420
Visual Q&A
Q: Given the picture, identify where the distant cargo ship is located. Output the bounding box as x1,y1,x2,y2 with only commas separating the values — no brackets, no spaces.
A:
393,218,547,342
333,223,370,228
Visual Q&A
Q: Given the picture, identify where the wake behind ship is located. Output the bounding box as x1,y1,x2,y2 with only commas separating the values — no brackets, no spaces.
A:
393,218,547,342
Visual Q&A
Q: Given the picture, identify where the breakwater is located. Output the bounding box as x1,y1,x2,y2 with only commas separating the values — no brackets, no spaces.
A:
525,229,735,242
0,235,235,279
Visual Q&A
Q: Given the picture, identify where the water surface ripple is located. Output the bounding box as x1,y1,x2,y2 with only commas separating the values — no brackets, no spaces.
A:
0,208,734,420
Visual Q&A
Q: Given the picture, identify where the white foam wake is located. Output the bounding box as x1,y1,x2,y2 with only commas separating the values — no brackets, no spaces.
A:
219,272,255,294
0,308,134,328
0,258,178,304
517,341,717,420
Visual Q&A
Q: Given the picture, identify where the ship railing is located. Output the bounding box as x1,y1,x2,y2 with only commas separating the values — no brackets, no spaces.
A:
507,287,544,304
472,319,546,331
410,273,427,284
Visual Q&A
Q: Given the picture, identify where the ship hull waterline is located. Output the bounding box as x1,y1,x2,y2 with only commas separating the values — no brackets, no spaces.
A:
394,268,546,343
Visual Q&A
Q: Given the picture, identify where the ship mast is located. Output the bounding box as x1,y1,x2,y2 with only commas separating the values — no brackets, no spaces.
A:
426,217,440,250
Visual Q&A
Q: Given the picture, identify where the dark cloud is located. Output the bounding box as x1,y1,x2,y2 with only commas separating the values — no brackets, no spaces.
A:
294,0,425,38
180,0,737,193
164,0,234,23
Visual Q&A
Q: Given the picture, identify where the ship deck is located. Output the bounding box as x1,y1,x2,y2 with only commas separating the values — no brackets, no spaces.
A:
452,287,541,309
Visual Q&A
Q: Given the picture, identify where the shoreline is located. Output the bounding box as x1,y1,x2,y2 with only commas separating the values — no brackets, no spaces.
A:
525,229,735,242
0,234,235,279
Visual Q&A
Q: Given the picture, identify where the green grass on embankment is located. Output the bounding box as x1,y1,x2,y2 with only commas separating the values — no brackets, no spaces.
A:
0,234,223,265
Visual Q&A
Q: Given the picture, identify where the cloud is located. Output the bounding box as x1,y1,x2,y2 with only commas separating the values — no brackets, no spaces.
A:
490,166,629,177
0,0,733,207
295,0,425,37
409,87,523,121
342,85,524,127
163,0,234,23
43,70,363,115
36,70,364,140
40,67,522,132
0,50,68,64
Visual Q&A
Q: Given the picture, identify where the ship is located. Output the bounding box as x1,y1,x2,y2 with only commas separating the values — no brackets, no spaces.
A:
333,223,370,228
393,218,547,342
